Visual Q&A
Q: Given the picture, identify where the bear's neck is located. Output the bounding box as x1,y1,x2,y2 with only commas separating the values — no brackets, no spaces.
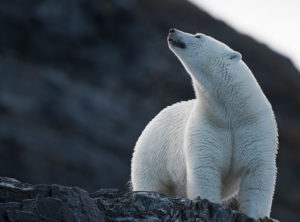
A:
190,72,271,127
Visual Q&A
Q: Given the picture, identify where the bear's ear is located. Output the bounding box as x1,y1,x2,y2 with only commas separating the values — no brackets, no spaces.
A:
226,51,242,63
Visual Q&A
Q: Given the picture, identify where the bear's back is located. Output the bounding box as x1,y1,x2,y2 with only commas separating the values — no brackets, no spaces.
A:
135,99,195,152
132,99,195,188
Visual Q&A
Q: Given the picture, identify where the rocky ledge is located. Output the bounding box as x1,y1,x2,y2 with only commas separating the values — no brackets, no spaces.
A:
0,177,277,222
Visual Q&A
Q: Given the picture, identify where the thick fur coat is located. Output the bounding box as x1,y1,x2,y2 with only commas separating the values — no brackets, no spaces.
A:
131,29,278,220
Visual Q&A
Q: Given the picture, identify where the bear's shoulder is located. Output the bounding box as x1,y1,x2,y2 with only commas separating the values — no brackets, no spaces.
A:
141,99,196,135
157,99,196,120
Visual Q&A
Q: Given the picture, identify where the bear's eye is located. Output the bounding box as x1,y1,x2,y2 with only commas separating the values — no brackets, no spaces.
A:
195,35,201,38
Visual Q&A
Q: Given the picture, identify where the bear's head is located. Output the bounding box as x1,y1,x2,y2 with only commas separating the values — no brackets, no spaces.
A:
168,28,242,85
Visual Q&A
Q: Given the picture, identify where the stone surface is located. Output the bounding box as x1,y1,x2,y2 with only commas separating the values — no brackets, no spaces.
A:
0,177,277,222
0,177,104,222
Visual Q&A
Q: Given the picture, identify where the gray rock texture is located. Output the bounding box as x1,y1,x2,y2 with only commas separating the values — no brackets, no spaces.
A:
0,177,277,222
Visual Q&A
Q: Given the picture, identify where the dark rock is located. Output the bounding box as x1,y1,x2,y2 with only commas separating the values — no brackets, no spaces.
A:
0,177,278,222
0,177,104,222
0,177,33,203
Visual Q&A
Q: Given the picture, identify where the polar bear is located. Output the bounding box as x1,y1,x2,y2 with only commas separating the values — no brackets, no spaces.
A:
130,28,278,219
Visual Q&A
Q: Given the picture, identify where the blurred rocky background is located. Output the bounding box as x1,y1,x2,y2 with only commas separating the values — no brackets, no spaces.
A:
0,0,299,221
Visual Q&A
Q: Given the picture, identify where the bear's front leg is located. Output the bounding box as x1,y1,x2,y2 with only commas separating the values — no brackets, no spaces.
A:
186,164,222,203
184,109,231,203
236,121,278,220
184,126,226,203
238,162,276,219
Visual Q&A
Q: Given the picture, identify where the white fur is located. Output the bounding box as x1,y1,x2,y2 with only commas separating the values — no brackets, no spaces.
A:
131,29,278,220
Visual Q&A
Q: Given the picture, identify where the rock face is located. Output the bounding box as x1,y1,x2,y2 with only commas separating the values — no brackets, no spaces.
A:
0,177,277,222
0,177,104,222
0,0,299,221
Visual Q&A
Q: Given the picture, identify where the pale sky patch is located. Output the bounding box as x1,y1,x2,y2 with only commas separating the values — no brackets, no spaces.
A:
189,0,300,71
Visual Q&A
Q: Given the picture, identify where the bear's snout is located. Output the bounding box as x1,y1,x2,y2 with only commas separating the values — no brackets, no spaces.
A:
168,28,186,49
169,28,175,33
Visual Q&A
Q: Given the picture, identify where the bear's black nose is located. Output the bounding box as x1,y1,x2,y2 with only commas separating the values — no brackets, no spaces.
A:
169,28,175,33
